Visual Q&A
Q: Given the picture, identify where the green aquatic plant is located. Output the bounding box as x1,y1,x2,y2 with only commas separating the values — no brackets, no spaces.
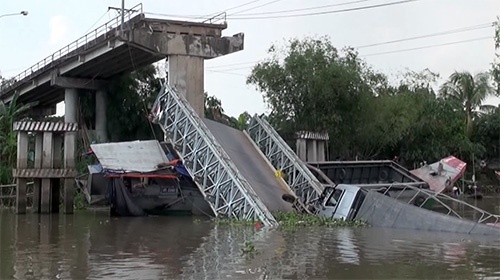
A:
274,211,367,228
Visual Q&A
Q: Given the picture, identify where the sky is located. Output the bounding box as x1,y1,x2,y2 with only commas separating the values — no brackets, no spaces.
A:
0,0,499,117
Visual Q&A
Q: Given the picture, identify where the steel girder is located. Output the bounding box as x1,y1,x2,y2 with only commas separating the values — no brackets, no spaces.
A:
150,84,277,227
246,115,324,207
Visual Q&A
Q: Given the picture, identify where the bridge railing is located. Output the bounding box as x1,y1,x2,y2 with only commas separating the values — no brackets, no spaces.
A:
0,3,143,95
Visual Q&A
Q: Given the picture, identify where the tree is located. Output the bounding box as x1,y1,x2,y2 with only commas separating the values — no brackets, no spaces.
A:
0,93,36,183
439,71,494,138
102,65,162,142
204,92,225,122
247,36,381,158
492,17,500,95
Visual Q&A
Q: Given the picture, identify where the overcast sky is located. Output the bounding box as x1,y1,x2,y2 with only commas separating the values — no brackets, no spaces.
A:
0,0,499,117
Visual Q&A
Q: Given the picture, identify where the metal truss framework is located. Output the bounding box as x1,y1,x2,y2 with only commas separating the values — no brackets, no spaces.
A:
150,84,277,227
246,115,325,208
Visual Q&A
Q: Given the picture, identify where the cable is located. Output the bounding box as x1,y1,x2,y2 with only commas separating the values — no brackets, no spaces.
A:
230,0,372,16
357,22,494,49
84,10,110,34
205,22,494,70
230,0,283,16
225,0,419,20
206,70,247,76
206,37,493,76
200,0,263,19
363,36,492,57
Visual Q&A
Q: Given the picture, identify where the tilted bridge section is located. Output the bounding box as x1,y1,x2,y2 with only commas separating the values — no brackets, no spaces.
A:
150,83,324,227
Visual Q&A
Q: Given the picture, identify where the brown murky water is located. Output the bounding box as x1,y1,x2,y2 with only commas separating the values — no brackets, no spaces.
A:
1,197,500,280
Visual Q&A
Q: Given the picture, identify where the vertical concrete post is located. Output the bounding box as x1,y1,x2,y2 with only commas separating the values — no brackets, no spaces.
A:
15,132,29,214
95,89,108,142
168,55,205,117
65,88,78,123
41,132,53,214
306,140,318,162
296,138,307,162
32,134,43,213
51,134,63,213
317,140,326,162
64,88,77,214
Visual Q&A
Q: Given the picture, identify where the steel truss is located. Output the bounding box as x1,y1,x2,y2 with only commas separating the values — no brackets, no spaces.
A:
246,115,325,209
150,84,277,227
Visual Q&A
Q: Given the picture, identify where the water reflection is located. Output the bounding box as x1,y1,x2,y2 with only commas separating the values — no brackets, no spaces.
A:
1,209,500,280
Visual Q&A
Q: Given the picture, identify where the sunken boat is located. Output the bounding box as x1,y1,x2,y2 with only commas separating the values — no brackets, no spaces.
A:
76,140,212,217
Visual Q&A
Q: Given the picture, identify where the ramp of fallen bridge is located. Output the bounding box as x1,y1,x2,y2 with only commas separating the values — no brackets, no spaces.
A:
203,119,294,213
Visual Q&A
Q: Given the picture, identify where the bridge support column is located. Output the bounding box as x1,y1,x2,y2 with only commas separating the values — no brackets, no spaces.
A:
168,55,204,117
95,89,108,142
64,88,78,123
64,88,78,214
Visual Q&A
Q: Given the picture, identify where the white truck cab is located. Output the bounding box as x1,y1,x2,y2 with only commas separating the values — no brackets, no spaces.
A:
316,184,365,221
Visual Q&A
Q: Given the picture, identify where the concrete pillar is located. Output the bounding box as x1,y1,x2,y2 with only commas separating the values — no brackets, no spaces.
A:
168,55,205,117
64,88,77,214
296,139,307,162
95,89,108,142
306,140,318,162
64,88,78,123
317,141,326,162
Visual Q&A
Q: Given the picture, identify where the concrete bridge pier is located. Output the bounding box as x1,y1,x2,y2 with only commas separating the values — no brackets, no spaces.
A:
128,18,245,117
95,89,108,142
168,55,204,117
53,72,108,142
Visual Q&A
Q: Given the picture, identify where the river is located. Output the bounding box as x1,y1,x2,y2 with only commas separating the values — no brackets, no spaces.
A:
1,197,500,280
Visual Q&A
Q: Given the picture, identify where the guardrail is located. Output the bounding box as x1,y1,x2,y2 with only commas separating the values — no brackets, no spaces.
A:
0,3,143,95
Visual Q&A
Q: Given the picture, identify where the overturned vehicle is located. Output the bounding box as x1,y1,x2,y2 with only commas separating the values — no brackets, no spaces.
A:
76,140,212,217
282,159,500,236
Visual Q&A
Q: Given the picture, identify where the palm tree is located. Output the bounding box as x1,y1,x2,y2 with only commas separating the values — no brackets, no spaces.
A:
439,71,494,138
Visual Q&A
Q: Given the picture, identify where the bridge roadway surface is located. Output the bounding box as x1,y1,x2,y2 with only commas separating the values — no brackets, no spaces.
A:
203,118,294,213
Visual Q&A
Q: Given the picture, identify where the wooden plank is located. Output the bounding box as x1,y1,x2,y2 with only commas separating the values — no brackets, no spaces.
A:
16,132,29,214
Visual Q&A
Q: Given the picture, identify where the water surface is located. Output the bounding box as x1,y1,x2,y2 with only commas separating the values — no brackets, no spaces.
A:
1,197,499,280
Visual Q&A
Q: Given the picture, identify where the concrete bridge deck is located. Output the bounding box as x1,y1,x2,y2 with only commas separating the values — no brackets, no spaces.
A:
0,4,243,118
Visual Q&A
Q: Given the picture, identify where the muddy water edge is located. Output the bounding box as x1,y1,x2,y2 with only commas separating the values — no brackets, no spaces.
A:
1,196,499,280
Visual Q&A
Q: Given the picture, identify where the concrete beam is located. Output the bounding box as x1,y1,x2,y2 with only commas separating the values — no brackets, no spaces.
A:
0,39,125,104
50,72,107,90
141,18,227,37
130,28,244,59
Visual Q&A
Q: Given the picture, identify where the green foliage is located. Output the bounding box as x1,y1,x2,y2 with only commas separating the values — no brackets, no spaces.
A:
439,71,494,138
246,36,497,169
274,211,367,228
0,92,36,184
105,64,163,142
204,93,250,130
